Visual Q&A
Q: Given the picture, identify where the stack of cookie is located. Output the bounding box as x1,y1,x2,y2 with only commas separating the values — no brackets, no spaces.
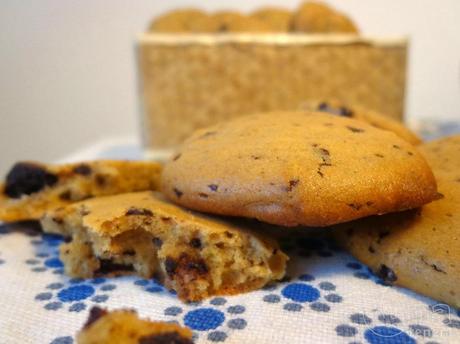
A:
1,109,458,309
148,1,358,34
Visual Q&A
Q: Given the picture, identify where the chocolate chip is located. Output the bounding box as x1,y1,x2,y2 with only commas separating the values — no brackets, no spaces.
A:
52,217,64,225
407,151,414,156
317,102,353,117
346,126,365,133
186,260,208,274
4,162,58,198
393,144,401,150
224,231,233,238
376,264,397,284
96,260,134,274
286,179,299,192
123,249,136,256
125,207,153,216
173,188,183,198
95,174,106,186
73,164,92,176
375,153,384,158
198,193,208,198
160,216,172,223
172,153,182,161
164,257,178,277
190,238,202,249
139,332,193,344
347,203,362,211
368,246,375,253
251,155,262,160
152,237,163,248
59,190,72,201
208,184,218,192
83,306,108,329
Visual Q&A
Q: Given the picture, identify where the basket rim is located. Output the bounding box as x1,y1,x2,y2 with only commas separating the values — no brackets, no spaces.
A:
138,33,408,47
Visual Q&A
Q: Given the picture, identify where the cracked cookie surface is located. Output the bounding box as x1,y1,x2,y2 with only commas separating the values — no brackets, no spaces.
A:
0,160,162,222
77,306,193,344
161,111,438,227
41,191,287,302
334,135,460,308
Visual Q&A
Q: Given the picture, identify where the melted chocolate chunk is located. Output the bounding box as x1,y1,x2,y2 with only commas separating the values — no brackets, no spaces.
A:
286,179,299,192
152,237,163,248
96,260,134,274
59,190,72,201
376,264,397,284
4,162,58,198
208,184,218,192
173,188,183,198
186,261,208,274
189,238,202,249
139,332,193,344
164,257,178,277
83,306,108,329
317,102,353,117
73,164,92,176
125,207,153,216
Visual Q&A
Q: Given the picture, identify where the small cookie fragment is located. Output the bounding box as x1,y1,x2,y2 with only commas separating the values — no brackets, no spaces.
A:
161,111,438,227
0,160,162,222
293,1,358,33
333,135,460,308
41,191,287,301
77,306,193,344
301,99,421,145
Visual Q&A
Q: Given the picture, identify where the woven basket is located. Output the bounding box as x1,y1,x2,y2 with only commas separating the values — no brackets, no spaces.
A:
137,34,407,153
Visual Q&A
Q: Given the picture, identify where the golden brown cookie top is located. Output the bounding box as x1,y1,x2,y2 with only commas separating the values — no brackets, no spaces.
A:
148,8,211,32
251,7,293,31
301,100,421,145
293,1,358,33
161,111,438,227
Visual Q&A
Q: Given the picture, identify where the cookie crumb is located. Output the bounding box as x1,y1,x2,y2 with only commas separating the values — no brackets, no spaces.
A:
376,264,397,284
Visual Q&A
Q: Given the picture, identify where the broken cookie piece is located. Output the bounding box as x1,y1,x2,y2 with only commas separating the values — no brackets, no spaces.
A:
0,160,162,222
333,135,460,308
41,191,288,302
77,306,193,344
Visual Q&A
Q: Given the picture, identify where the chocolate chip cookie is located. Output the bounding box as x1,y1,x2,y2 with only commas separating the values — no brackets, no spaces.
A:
334,135,460,308
77,306,193,344
0,160,162,222
41,191,287,302
292,1,358,33
161,111,438,227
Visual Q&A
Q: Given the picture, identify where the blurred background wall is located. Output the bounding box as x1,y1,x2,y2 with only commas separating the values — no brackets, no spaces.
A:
1,0,459,176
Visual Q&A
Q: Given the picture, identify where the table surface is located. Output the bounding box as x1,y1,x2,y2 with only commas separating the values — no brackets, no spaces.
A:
1,124,460,344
